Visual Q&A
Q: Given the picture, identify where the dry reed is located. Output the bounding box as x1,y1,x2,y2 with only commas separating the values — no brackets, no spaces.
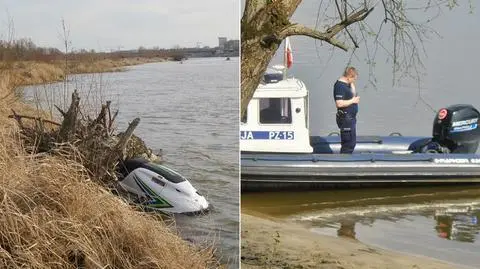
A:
0,67,219,268
3,58,166,87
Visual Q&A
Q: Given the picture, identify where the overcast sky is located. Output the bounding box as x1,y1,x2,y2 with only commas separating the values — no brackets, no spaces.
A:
0,0,239,51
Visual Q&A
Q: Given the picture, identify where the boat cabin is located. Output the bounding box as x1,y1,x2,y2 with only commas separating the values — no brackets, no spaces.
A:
241,66,480,156
240,69,313,153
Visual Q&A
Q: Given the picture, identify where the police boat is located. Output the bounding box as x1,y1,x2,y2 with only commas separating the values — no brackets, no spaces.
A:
115,158,209,214
241,69,480,190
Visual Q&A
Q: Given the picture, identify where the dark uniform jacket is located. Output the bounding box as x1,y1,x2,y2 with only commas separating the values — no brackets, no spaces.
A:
333,80,358,117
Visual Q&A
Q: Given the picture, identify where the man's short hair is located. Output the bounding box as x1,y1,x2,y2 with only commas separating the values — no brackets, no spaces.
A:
343,66,358,78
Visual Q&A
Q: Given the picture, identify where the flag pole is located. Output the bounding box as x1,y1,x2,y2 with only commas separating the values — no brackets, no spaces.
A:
283,38,287,79
283,37,293,79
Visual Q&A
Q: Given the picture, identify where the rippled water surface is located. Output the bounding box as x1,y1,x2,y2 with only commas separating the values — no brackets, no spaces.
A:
23,57,239,267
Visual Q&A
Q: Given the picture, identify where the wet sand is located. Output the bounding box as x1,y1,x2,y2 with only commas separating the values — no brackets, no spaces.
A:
241,213,467,269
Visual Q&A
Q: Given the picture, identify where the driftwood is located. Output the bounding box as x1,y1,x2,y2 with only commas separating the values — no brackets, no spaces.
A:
9,90,160,183
9,110,61,127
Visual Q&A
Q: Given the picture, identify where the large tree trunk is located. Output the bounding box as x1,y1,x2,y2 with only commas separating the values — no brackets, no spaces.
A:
241,0,301,118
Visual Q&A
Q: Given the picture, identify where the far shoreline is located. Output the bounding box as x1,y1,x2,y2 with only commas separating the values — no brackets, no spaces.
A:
4,57,170,87
8,56,239,88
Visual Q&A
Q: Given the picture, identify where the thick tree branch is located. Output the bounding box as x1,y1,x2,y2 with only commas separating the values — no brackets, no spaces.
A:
59,90,80,141
279,24,349,50
324,7,374,37
278,7,374,51
115,118,140,159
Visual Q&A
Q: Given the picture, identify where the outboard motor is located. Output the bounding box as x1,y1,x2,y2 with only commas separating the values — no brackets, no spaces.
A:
429,104,480,153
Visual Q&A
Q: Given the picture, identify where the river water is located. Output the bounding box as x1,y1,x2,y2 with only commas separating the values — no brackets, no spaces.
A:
243,0,480,267
242,187,480,268
22,57,239,267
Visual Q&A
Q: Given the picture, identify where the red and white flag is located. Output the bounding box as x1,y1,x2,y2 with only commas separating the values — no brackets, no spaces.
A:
284,37,293,69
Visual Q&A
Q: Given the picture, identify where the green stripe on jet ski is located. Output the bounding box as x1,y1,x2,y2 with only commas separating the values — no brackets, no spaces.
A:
133,175,173,208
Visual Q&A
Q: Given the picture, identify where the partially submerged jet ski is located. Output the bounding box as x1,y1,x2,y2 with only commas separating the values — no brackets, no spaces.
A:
241,68,480,190
115,158,209,214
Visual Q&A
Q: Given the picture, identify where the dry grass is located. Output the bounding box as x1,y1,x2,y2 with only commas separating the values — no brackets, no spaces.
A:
3,57,166,87
1,61,65,86
0,58,165,87
68,58,166,74
0,67,219,268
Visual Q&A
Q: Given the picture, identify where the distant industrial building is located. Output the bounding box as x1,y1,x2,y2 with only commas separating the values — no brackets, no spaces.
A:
124,37,240,59
218,37,227,49
224,39,239,52
216,37,239,57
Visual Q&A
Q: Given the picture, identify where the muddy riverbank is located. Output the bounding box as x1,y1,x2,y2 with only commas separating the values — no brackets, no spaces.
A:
242,186,480,268
241,213,466,269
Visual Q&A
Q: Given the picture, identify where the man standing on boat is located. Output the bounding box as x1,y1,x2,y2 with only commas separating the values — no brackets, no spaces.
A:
333,67,360,154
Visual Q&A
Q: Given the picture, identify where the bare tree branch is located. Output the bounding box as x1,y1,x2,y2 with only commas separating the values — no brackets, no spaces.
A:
8,113,61,126
323,7,374,37
334,0,343,20
278,7,374,50
55,105,66,117
279,24,349,50
345,28,359,48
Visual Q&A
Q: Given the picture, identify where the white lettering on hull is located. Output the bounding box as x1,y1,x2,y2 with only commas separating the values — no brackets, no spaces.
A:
434,158,480,164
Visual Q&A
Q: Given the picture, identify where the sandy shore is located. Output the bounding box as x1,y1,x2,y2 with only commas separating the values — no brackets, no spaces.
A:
241,213,465,269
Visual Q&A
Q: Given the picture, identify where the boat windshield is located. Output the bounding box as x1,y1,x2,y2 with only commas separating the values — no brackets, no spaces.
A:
259,98,292,124
143,163,187,183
